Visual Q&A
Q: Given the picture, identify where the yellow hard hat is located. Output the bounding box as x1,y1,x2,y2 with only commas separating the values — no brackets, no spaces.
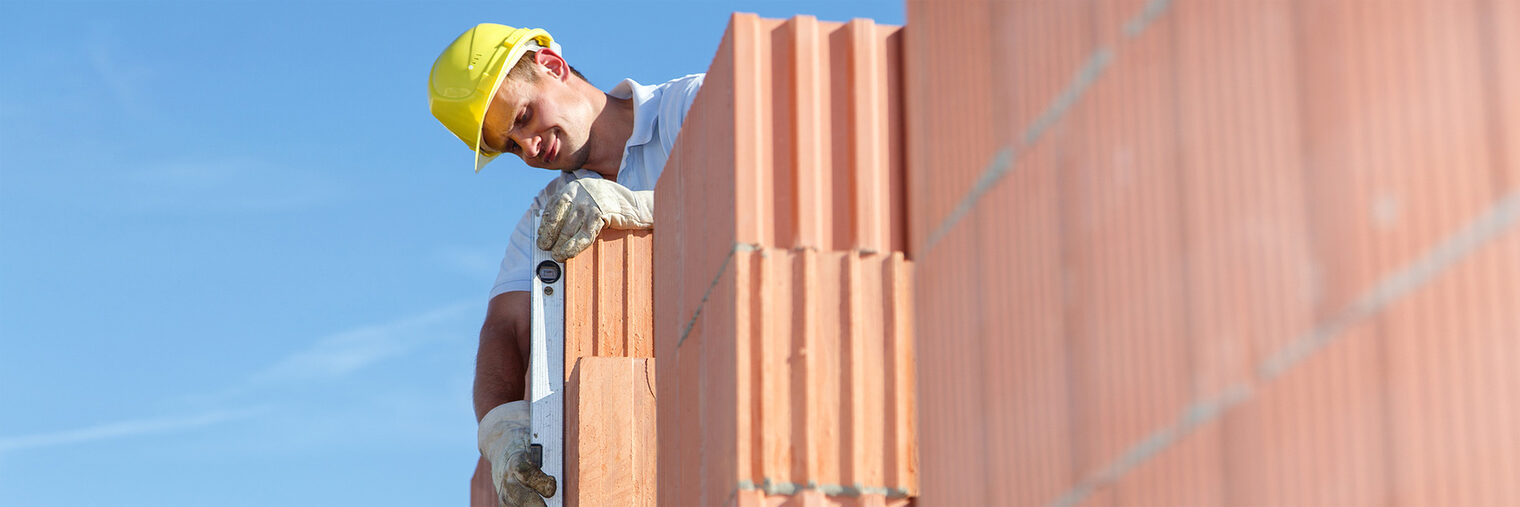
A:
428,23,560,172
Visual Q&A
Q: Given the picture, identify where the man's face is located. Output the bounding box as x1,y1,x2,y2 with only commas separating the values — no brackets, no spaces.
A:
479,64,595,171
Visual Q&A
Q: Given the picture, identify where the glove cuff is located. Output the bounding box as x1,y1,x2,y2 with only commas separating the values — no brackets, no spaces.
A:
478,400,531,460
582,180,654,229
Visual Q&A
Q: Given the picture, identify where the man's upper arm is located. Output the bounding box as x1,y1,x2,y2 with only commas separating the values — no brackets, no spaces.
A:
490,204,543,298
482,291,532,357
475,290,532,421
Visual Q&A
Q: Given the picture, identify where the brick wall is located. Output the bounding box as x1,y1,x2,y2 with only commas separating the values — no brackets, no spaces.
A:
906,1,1520,505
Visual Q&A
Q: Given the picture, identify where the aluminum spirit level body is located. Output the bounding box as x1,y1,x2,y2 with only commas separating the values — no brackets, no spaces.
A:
528,214,565,507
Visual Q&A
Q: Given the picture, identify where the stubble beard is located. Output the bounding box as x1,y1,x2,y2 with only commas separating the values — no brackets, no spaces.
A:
562,133,595,171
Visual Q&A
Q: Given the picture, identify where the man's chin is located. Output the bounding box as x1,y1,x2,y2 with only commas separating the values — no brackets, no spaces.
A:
525,158,572,171
528,148,588,172
531,160,577,172
564,146,592,171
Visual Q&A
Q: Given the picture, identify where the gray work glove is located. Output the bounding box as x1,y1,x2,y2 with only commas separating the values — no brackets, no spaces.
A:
537,178,654,262
478,401,557,507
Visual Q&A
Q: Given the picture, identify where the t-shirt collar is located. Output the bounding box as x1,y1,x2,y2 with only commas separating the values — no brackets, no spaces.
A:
608,78,659,148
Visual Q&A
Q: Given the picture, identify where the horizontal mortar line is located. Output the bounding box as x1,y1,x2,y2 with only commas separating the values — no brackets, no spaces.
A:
784,244,891,255
676,242,760,349
920,46,1110,253
1047,190,1520,507
922,147,1014,252
921,0,1175,254
1258,191,1520,380
782,245,898,256
735,478,913,499
1124,0,1174,38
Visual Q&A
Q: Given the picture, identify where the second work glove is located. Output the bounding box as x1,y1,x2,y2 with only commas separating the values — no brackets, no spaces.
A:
537,178,654,262
479,401,557,507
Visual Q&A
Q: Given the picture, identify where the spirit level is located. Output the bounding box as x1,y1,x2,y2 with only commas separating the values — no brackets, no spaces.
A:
528,214,565,507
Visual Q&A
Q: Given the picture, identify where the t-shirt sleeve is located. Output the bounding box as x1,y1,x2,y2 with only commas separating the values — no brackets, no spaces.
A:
488,204,539,297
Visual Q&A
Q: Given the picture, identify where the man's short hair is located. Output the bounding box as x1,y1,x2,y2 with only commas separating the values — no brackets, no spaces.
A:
508,50,589,83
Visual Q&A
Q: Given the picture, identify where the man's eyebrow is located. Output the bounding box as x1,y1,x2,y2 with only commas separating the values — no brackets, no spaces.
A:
509,101,526,127
497,100,525,138
481,101,520,154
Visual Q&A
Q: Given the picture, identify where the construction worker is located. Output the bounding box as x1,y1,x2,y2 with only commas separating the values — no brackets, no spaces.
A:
428,23,703,507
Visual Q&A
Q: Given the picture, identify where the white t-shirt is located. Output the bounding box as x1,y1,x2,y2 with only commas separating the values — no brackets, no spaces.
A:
489,73,705,298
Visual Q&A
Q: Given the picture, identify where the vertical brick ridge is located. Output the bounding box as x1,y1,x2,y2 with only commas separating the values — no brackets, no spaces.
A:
595,231,624,356
732,250,756,490
791,16,826,249
629,231,654,357
885,252,918,495
846,18,886,253
839,251,863,489
735,12,772,247
793,248,820,480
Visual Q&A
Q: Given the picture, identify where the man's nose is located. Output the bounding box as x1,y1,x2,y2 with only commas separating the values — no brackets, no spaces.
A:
512,131,540,158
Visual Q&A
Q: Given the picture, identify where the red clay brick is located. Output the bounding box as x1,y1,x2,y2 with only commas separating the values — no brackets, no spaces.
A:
654,13,916,506
564,358,657,507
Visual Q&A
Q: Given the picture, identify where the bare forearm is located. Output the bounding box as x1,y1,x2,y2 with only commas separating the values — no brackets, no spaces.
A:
474,291,533,422
474,327,526,421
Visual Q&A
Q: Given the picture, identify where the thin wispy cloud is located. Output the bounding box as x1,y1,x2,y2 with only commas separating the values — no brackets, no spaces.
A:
0,407,265,454
246,300,478,387
431,245,503,279
1,301,479,454
164,299,480,411
86,38,155,119
114,159,346,214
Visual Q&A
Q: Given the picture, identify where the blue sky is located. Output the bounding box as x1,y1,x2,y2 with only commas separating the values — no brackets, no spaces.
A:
0,1,903,505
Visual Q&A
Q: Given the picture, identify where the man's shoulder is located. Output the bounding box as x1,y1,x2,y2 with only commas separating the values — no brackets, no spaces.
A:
664,72,705,86
648,73,703,85
655,73,704,99
657,73,704,120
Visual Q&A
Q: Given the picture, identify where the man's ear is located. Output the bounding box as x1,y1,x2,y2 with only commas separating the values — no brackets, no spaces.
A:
533,48,570,82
